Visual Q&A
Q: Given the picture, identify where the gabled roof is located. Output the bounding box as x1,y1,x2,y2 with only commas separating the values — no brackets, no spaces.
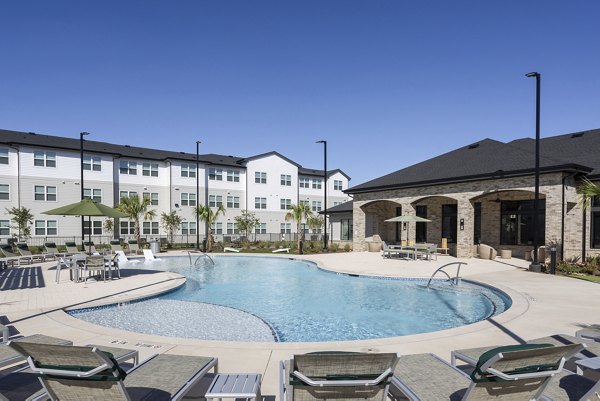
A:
299,167,351,180
346,130,597,194
319,200,353,214
237,151,301,167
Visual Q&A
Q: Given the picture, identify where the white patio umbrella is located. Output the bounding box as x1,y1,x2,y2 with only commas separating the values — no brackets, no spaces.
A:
384,215,432,243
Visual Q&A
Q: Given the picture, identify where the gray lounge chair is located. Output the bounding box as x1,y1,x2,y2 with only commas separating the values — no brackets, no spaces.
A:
16,242,48,262
392,344,583,401
43,242,66,259
83,241,98,255
64,241,82,256
280,352,398,401
110,239,124,253
0,334,72,371
7,342,217,401
127,239,141,254
0,244,32,265
576,324,600,343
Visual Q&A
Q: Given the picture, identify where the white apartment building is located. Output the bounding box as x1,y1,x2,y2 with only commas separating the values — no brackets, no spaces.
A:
0,129,350,244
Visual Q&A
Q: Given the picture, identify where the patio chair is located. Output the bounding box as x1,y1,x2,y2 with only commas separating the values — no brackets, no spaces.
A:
576,324,600,342
64,241,82,256
82,255,107,283
0,243,31,265
280,352,398,401
476,243,498,260
392,344,583,401
127,239,141,254
437,237,449,255
0,334,72,371
15,242,47,263
44,242,66,259
7,342,218,401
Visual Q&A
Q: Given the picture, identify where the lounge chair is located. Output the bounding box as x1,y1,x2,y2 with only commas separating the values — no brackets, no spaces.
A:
280,352,398,401
83,241,98,255
143,249,159,262
0,324,8,343
64,241,82,256
16,242,49,262
224,247,240,252
273,248,291,253
437,237,449,255
476,243,498,260
127,239,141,254
8,342,217,401
110,239,124,253
0,244,32,265
576,324,600,343
0,334,72,371
44,242,66,259
392,344,583,401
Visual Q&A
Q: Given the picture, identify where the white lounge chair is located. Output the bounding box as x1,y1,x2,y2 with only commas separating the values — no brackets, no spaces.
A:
224,247,240,253
272,248,291,253
143,249,159,261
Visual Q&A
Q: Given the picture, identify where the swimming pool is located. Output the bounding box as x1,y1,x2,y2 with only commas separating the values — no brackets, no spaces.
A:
69,256,511,342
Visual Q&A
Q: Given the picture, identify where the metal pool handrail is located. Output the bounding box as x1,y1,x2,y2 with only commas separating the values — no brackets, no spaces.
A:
426,262,467,287
187,250,215,266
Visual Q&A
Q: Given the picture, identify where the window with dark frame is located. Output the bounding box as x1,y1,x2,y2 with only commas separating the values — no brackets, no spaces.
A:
473,202,482,244
416,205,427,243
500,200,546,245
591,196,600,249
441,204,457,243
341,219,353,241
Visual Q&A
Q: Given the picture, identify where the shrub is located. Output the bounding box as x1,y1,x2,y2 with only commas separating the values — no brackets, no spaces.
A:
330,243,339,252
344,244,351,252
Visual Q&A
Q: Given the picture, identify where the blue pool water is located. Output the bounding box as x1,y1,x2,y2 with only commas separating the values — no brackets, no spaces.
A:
70,256,511,342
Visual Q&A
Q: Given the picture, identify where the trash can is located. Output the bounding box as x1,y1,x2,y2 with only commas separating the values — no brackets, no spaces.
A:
150,240,160,254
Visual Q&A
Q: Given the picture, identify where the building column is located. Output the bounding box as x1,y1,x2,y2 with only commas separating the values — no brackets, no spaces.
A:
352,202,367,251
456,198,474,258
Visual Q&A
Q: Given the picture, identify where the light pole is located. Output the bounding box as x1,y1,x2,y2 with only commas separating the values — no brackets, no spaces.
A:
526,71,541,272
316,140,328,251
196,141,201,251
80,132,90,242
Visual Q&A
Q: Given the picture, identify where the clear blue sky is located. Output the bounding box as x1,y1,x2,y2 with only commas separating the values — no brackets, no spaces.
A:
1,1,599,185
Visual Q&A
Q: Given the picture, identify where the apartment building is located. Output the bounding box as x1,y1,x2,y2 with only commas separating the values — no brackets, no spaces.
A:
0,129,350,243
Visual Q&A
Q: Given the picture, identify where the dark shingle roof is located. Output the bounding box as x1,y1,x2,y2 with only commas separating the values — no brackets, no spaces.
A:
346,129,597,194
298,167,351,180
319,201,353,214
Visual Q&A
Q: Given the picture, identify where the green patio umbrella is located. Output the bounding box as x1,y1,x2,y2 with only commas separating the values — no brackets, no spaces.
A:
384,215,432,243
42,199,127,250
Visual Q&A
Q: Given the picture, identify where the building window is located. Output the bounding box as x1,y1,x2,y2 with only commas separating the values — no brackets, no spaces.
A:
211,222,223,234
299,177,310,188
120,221,135,235
34,185,57,201
34,151,56,167
209,195,223,207
416,205,427,243
0,184,9,201
255,172,267,184
500,200,546,245
312,179,322,189
441,204,458,244
143,192,159,206
181,193,197,207
143,221,159,235
227,170,240,182
0,220,10,236
182,222,197,235
83,188,102,203
280,198,292,210
334,180,343,191
35,220,57,236
84,220,103,235
227,196,240,208
255,223,267,234
592,196,600,249
227,222,239,234
341,219,353,241
473,202,482,244
280,223,291,234
299,200,309,207
119,161,137,175
0,149,8,165
280,174,291,186
312,200,322,212
181,164,196,178
255,197,267,209
209,168,223,181
119,191,137,200
142,163,158,177
83,156,101,171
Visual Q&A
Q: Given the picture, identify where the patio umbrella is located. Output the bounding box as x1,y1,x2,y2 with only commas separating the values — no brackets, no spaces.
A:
42,199,127,250
384,215,432,243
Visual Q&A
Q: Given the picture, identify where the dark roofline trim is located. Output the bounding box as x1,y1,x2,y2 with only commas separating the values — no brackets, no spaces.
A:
299,168,351,180
238,151,301,168
345,164,592,194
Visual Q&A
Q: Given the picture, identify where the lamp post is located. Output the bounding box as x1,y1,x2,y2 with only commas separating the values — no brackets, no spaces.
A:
526,71,541,272
316,140,328,251
80,132,90,242
196,141,201,251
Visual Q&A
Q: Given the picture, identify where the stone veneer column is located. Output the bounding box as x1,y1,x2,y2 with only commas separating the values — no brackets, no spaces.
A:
353,201,367,251
456,198,474,258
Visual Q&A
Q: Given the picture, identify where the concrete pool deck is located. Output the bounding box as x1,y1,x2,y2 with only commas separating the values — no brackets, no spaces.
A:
1,251,597,399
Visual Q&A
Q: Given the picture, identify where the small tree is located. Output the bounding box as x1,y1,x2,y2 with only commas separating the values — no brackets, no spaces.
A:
195,205,226,252
234,210,260,245
161,211,182,244
6,206,33,241
116,194,156,245
285,204,313,251
104,219,114,238
307,214,324,233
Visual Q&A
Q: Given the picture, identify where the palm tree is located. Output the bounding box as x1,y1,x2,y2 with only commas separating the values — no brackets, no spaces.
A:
195,205,226,252
577,178,600,209
285,204,313,251
161,211,182,244
6,206,33,241
116,194,156,245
